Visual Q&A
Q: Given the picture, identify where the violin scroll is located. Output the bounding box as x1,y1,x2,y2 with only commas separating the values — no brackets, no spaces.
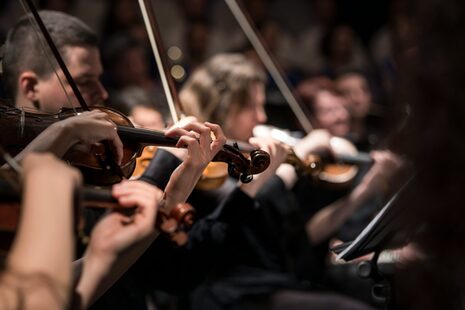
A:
214,143,270,184
249,149,272,175
157,201,195,246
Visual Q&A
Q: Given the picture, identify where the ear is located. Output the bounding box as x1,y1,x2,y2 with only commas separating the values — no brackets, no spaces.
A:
18,71,40,102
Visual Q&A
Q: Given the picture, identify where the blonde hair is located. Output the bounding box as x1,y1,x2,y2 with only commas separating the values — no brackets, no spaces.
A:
179,53,266,125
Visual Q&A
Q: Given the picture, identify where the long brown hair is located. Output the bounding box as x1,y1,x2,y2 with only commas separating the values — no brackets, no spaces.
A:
179,53,266,129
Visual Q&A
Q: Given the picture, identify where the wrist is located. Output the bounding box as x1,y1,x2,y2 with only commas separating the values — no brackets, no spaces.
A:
275,163,298,189
349,182,372,205
183,159,208,175
82,247,116,277
51,120,79,148
24,169,76,192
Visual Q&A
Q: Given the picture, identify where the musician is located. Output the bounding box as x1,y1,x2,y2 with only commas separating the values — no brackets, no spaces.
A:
0,153,80,309
335,70,385,152
177,53,374,310
1,9,252,310
3,10,124,163
0,152,164,309
1,9,227,214
293,75,406,305
0,9,313,310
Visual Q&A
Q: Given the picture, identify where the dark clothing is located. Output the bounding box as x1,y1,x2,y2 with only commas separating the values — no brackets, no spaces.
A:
91,149,259,309
192,289,374,310
91,149,373,310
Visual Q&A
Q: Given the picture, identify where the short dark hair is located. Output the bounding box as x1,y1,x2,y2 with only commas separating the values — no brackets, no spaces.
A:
3,10,98,97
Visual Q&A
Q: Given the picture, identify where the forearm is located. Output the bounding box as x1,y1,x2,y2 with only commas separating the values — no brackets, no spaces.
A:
164,162,204,208
14,123,76,161
275,163,299,190
138,149,182,190
7,170,75,288
306,183,369,245
75,232,159,309
5,170,75,308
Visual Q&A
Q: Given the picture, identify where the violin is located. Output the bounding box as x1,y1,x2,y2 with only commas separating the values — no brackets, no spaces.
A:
0,105,270,186
134,0,271,189
224,1,374,189
253,125,373,189
0,167,195,251
132,145,157,178
9,0,270,187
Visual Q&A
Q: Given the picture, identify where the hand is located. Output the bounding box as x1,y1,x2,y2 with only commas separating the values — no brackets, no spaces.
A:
240,137,289,197
293,129,332,160
159,116,199,160
170,115,198,128
86,180,162,263
249,137,289,172
164,121,227,205
359,150,405,196
165,121,226,170
58,110,123,165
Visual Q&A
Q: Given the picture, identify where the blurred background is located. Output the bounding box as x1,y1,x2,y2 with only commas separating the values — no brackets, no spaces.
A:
0,0,399,132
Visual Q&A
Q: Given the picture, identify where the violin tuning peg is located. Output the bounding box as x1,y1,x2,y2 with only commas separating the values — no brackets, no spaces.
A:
240,173,253,184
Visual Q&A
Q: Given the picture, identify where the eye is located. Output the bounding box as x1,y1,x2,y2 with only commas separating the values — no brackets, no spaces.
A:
77,80,91,87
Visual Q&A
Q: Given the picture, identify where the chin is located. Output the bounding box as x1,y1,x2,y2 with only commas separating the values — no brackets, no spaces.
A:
333,127,350,138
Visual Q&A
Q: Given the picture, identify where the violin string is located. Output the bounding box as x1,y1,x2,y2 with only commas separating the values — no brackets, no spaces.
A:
0,146,22,175
0,145,22,193
18,0,77,114
20,108,25,137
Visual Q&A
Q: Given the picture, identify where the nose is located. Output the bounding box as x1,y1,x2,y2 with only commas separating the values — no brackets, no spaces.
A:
336,106,349,122
255,105,267,124
97,81,109,102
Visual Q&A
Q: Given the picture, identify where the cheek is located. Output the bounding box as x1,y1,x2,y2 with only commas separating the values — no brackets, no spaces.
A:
227,113,253,140
38,84,69,112
317,113,331,127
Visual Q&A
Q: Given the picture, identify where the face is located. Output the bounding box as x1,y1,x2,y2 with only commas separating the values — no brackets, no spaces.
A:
131,106,164,131
336,74,372,119
313,90,351,137
226,82,267,141
26,46,108,113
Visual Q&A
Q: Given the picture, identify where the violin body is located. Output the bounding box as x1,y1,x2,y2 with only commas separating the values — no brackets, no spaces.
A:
0,105,271,185
0,173,195,253
0,105,141,185
132,146,158,178
253,124,373,189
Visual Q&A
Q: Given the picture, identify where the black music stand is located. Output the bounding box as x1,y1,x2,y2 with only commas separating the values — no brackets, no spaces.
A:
330,177,414,308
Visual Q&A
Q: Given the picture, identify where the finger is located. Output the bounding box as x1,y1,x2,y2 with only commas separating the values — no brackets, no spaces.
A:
370,151,384,164
115,194,158,227
170,116,197,129
176,121,209,135
105,211,131,224
114,179,163,195
178,122,211,150
165,127,192,138
197,125,213,152
176,136,200,153
205,122,226,154
85,110,109,120
172,122,211,151
113,180,163,200
248,137,261,148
